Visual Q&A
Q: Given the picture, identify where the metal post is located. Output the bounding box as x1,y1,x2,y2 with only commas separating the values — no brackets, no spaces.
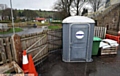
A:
10,0,15,34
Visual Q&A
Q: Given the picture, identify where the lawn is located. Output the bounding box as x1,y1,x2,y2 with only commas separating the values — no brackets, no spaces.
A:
48,25,62,30
0,28,23,34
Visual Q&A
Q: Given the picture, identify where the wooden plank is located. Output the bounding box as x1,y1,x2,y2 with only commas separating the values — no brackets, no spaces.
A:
33,44,47,60
47,29,62,51
20,33,43,41
0,38,7,64
22,40,26,50
26,34,46,52
0,38,3,63
12,34,22,66
10,37,15,62
0,61,23,73
101,47,118,55
22,33,44,50
27,44,46,53
5,37,12,62
34,53,49,63
12,61,23,73
0,63,13,73
94,27,106,39
47,33,61,38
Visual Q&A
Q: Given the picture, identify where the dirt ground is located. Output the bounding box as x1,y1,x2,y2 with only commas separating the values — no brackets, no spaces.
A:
36,47,120,76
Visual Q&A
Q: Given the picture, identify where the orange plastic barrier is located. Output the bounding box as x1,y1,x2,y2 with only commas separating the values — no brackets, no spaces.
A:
105,34,120,43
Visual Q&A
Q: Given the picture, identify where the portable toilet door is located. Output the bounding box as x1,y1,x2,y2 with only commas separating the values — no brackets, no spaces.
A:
70,24,90,61
62,16,95,62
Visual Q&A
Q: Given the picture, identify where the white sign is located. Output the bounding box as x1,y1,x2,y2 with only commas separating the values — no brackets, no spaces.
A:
76,31,84,39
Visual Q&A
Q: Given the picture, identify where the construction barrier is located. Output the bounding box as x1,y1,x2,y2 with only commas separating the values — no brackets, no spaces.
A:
22,50,38,76
28,54,38,76
22,50,29,73
105,34,120,43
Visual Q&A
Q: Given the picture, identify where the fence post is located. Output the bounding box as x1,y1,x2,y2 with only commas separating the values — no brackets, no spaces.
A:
5,37,12,62
0,38,7,64
11,34,22,66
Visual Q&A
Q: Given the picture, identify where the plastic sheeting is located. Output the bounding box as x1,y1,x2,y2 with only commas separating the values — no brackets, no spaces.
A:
99,39,119,49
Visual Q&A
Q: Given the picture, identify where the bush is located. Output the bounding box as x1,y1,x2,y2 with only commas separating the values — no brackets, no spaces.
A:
51,20,62,24
0,27,23,34
51,22,62,24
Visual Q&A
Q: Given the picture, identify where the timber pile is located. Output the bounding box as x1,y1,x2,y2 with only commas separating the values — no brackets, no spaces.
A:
0,61,23,73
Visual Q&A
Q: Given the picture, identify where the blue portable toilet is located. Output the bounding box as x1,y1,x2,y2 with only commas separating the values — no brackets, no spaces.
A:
62,16,95,62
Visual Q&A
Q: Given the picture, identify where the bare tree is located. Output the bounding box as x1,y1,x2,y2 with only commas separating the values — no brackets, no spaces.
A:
54,0,88,16
81,8,88,16
71,0,86,15
2,8,17,20
88,0,104,12
53,0,105,17
54,0,73,19
73,0,81,15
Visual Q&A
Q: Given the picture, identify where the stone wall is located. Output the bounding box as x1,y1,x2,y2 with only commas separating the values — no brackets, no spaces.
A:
96,4,120,35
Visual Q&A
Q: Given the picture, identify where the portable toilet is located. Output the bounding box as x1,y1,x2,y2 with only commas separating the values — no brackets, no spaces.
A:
62,16,95,62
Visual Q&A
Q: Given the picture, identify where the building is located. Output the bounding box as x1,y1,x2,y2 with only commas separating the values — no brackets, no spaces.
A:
96,1,120,35
0,4,7,10
35,18,46,22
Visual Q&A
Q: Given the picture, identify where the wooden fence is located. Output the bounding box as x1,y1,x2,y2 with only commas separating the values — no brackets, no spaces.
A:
0,26,106,66
20,31,48,63
0,29,62,66
94,26,106,39
48,29,62,51
0,37,13,64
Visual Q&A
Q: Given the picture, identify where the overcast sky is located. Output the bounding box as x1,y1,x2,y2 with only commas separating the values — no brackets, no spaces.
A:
0,0,57,10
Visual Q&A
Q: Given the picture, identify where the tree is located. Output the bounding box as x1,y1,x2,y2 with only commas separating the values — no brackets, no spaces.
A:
81,8,88,16
53,10,67,20
54,0,89,17
88,0,104,12
18,10,24,17
22,9,38,20
2,8,11,20
53,0,105,17
54,0,73,19
71,0,86,15
2,8,18,20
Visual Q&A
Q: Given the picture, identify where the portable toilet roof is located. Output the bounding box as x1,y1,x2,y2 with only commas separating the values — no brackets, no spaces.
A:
62,16,95,23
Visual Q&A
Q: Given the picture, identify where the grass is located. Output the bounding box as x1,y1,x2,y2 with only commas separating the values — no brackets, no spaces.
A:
0,28,23,34
48,25,62,30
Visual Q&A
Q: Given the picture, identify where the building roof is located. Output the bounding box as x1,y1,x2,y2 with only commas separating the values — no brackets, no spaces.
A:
35,18,45,21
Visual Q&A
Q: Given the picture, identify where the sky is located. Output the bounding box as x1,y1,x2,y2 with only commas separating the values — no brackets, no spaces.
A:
0,0,57,10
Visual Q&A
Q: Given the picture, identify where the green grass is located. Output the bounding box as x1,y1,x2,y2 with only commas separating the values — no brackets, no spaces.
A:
0,28,23,34
48,25,61,30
